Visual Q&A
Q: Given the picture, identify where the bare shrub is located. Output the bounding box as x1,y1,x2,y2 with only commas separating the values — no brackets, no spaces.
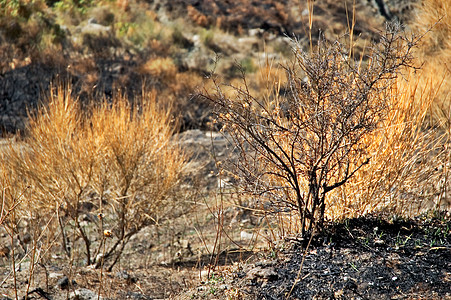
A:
202,23,420,237
1,83,186,270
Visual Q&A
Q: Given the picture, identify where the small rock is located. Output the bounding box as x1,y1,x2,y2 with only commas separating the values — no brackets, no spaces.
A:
69,288,103,300
218,284,228,291
179,239,190,249
49,272,64,279
246,266,278,281
374,238,385,245
240,231,254,240
200,270,210,280
248,28,264,37
116,270,137,284
79,23,111,36
255,260,276,268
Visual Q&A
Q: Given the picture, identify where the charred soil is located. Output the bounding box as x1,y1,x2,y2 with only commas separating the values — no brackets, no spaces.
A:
181,214,451,300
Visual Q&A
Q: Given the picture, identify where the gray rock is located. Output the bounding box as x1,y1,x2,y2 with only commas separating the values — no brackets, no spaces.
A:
181,46,213,71
69,288,103,300
116,270,137,283
49,272,64,279
80,23,111,36
246,266,278,281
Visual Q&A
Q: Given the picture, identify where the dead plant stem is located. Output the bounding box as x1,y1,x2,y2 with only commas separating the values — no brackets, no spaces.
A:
286,229,315,299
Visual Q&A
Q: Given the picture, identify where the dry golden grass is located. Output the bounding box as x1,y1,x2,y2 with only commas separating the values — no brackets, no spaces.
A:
0,83,186,268
317,0,449,221
411,0,450,130
328,68,448,220
413,0,450,58
137,57,178,82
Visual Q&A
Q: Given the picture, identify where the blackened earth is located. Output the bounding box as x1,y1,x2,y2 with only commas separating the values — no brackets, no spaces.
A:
183,214,451,299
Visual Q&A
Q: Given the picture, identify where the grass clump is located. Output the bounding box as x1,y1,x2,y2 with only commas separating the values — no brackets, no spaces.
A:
328,67,448,220
0,83,186,270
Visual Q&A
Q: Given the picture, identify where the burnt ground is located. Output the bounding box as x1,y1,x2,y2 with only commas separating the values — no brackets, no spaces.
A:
0,200,450,299
180,213,451,300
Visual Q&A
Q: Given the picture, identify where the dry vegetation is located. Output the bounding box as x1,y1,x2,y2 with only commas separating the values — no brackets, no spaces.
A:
0,83,186,279
202,21,448,239
412,0,450,131
0,0,450,299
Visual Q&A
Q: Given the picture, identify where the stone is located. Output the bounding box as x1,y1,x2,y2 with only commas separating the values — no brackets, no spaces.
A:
240,231,254,241
56,276,77,290
79,23,111,36
49,272,64,279
246,266,278,281
69,288,103,300
116,270,137,284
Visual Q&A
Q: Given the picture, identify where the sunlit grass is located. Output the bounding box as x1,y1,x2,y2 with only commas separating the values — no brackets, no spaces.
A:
0,83,186,269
